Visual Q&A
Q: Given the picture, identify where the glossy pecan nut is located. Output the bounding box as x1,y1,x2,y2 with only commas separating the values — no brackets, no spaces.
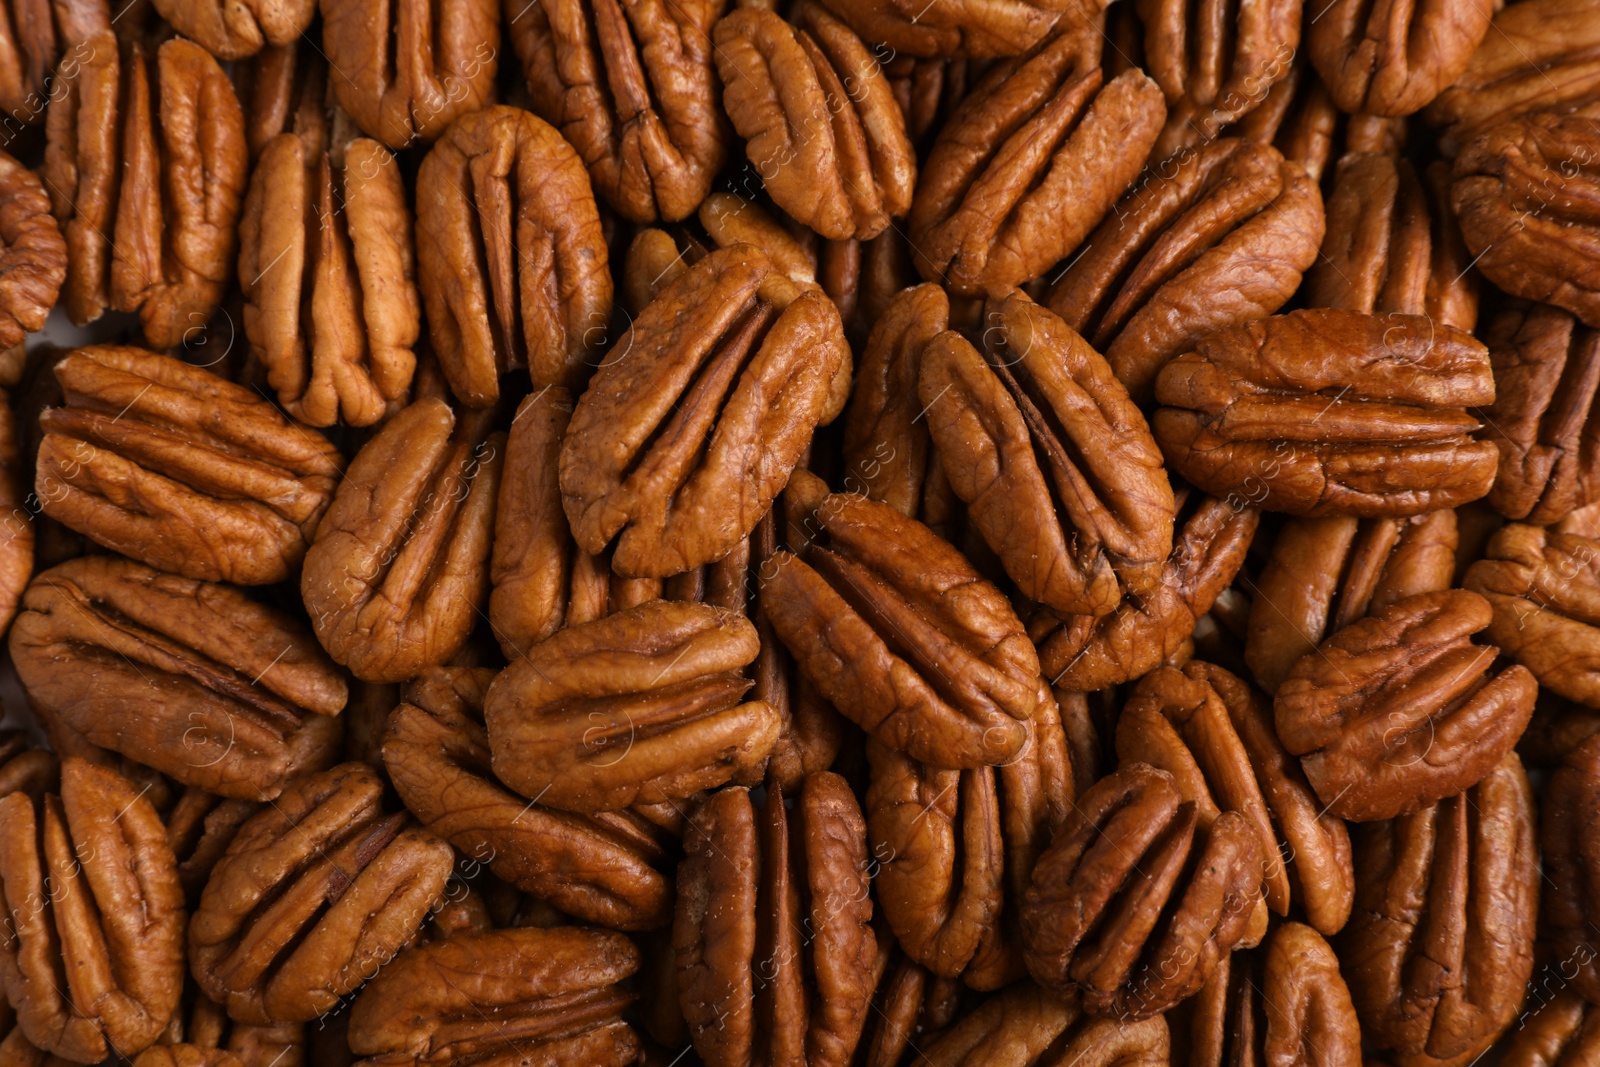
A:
1500,993,1600,1067
762,476,1041,768
241,125,419,427
1308,0,1493,117
910,32,1164,295
1245,510,1459,694
43,35,247,347
1020,762,1266,1019
715,3,914,242
0,150,64,351
301,399,503,683
1542,736,1600,1006
919,292,1174,617
488,385,575,656
917,980,1169,1067
484,599,779,812
1234,61,1342,184
190,763,455,1025
1046,137,1324,402
0,759,184,1063
1453,113,1600,328
0,0,106,122
0,732,54,802
1152,309,1500,517
1344,754,1537,1067
36,345,343,584
560,244,846,578
384,666,675,930
151,0,312,59
674,775,877,1067
319,0,496,148
508,0,725,223
347,926,640,1066
857,955,961,1067
813,0,1081,58
1117,662,1355,935
8,556,344,800
416,105,613,405
1032,489,1260,691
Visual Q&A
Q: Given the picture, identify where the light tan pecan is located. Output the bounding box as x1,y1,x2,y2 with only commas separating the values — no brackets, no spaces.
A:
1308,0,1494,117
0,0,105,122
151,0,312,59
813,0,1087,58
0,150,64,351
918,980,1169,1067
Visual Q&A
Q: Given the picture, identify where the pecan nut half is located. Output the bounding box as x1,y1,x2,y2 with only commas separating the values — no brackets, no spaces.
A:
0,732,54,802
0,0,106,122
1500,992,1600,1067
36,345,344,584
674,775,877,1067
813,0,1082,59
0,150,65,351
1275,589,1536,822
559,244,846,578
415,105,613,405
1152,309,1500,517
1541,735,1600,1005
1046,138,1324,402
301,399,504,683
384,667,675,930
910,32,1165,295
917,980,1169,1067
1020,762,1266,1019
190,763,455,1025
8,556,345,800
1344,754,1537,1067
0,759,184,1063
1308,0,1494,117
151,0,313,59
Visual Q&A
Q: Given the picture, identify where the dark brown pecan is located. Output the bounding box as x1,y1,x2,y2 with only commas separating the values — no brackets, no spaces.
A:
416,105,613,405
1542,735,1600,1006
1501,992,1600,1067
0,150,64,351
1020,762,1266,1019
172,994,305,1067
1234,61,1342,184
1308,0,1493,117
1453,113,1600,329
165,787,261,901
0,0,106,122
1046,137,1324,402
1344,754,1537,1067
0,732,55,802
762,473,1041,768
507,0,725,224
151,0,312,58
813,0,1084,58
1153,309,1500,517
909,31,1165,295
8,556,344,800
866,686,1071,990
190,763,455,1024
1275,589,1536,822
1245,510,1458,694
918,980,1169,1067
1032,489,1260,691
560,244,846,578
1118,662,1355,935
885,53,972,148
346,927,640,1066
319,0,497,148
301,399,503,683
36,345,343,584
134,1048,244,1067
857,955,961,1067
235,36,322,159
241,121,419,427
44,35,247,348
0,759,184,1063
715,3,914,241
384,666,675,929
0,392,31,638
674,775,877,1067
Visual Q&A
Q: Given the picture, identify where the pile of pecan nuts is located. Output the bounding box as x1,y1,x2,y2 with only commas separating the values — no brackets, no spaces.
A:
3,0,1600,1063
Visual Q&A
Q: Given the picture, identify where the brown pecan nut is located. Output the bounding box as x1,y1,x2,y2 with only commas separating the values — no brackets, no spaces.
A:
715,3,914,241
134,1048,243,1067
508,0,726,224
241,124,419,427
171,994,306,1067
0,759,184,1063
1046,137,1324,402
35,345,343,584
1454,112,1600,328
236,36,322,159
1501,993,1600,1067
909,32,1165,295
866,686,1071,990
0,0,106,122
917,980,1169,1067
384,667,675,929
189,763,455,1025
1344,754,1537,1067
1152,309,1500,517
1032,489,1260,691
857,955,961,1067
559,244,846,577
675,775,877,1067
0,150,64,351
319,0,497,148
44,35,247,347
1245,510,1459,694
813,0,1083,58
165,788,261,901
1465,523,1600,708
415,105,613,405
1542,736,1600,1006
1118,662,1355,935
301,399,503,683
886,53,973,148
151,0,312,59
0,732,54,802
0,392,31,638
762,475,1041,768
1020,762,1266,1019
1308,0,1494,117
919,291,1175,616
347,926,640,1066
1235,61,1342,184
